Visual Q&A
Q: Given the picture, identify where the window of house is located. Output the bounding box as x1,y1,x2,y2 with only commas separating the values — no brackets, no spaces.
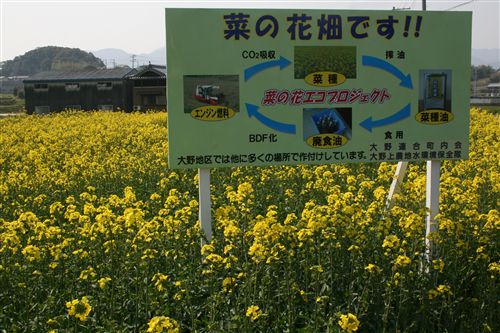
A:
156,95,166,105
97,82,112,90
65,83,80,91
34,106,50,114
34,83,48,91
97,105,113,111
142,95,156,105
65,105,81,110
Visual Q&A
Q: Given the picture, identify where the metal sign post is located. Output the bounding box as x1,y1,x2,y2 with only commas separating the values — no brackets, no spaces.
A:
198,168,212,245
386,159,441,264
425,160,440,262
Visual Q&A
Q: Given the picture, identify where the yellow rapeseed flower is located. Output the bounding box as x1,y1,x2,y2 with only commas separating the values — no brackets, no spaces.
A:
365,263,382,274
428,284,453,299
394,255,412,269
146,316,179,333
79,267,96,281
98,277,111,289
21,245,41,262
152,273,168,292
246,305,263,321
432,259,445,273
222,277,236,292
382,235,400,249
309,265,324,273
488,262,500,279
338,313,360,333
66,296,92,321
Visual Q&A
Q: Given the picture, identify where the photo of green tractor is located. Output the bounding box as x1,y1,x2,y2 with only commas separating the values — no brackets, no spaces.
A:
183,75,239,113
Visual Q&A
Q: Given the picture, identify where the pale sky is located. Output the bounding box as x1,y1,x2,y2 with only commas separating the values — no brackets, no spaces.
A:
1,0,499,62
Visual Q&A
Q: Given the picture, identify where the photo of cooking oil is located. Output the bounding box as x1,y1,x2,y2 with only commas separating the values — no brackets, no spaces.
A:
425,73,447,109
417,70,453,124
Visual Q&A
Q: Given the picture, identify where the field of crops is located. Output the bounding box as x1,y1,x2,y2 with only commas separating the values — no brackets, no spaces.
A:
0,94,25,114
0,109,498,332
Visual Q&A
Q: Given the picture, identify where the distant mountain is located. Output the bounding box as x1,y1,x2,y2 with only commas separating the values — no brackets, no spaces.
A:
472,49,500,68
0,46,105,76
91,48,134,67
92,48,166,67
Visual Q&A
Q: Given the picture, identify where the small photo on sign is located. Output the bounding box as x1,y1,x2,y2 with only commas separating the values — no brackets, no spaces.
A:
303,108,352,148
417,70,453,124
183,75,239,121
294,46,357,81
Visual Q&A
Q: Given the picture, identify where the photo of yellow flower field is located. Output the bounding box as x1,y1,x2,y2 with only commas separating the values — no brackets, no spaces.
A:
0,108,498,332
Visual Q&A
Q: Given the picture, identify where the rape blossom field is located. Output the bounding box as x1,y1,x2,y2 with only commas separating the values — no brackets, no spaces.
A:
0,109,498,332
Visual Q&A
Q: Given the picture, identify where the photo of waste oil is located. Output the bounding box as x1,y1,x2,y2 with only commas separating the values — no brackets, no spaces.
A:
303,108,352,140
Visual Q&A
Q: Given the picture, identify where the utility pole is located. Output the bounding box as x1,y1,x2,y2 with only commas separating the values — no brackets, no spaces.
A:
131,54,136,68
473,66,478,97
420,0,440,266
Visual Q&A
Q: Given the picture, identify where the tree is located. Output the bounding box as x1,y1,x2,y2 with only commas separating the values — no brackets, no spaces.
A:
490,71,500,83
471,65,496,81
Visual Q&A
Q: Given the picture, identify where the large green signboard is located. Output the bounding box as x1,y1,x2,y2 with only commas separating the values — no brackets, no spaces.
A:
166,9,471,169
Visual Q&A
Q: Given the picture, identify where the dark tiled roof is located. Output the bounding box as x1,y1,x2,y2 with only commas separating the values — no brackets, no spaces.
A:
24,67,137,83
130,64,166,78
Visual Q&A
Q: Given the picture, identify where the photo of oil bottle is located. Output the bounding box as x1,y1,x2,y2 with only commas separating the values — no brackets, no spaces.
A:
417,70,453,124
424,73,447,109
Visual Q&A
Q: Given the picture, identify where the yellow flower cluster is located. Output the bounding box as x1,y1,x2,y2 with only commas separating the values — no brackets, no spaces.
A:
246,305,264,321
365,263,382,274
98,276,111,289
394,255,412,270
66,296,92,321
338,313,360,332
146,316,179,333
428,284,453,300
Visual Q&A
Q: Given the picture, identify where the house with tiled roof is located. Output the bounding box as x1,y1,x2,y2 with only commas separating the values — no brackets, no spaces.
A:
23,64,166,114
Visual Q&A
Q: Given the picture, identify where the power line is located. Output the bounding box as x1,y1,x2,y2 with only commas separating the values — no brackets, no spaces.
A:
445,0,476,11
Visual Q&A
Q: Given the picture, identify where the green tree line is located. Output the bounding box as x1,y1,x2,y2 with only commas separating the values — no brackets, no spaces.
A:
471,65,500,83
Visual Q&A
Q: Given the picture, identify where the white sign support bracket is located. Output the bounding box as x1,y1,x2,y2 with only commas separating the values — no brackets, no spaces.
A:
198,168,212,245
386,161,408,209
